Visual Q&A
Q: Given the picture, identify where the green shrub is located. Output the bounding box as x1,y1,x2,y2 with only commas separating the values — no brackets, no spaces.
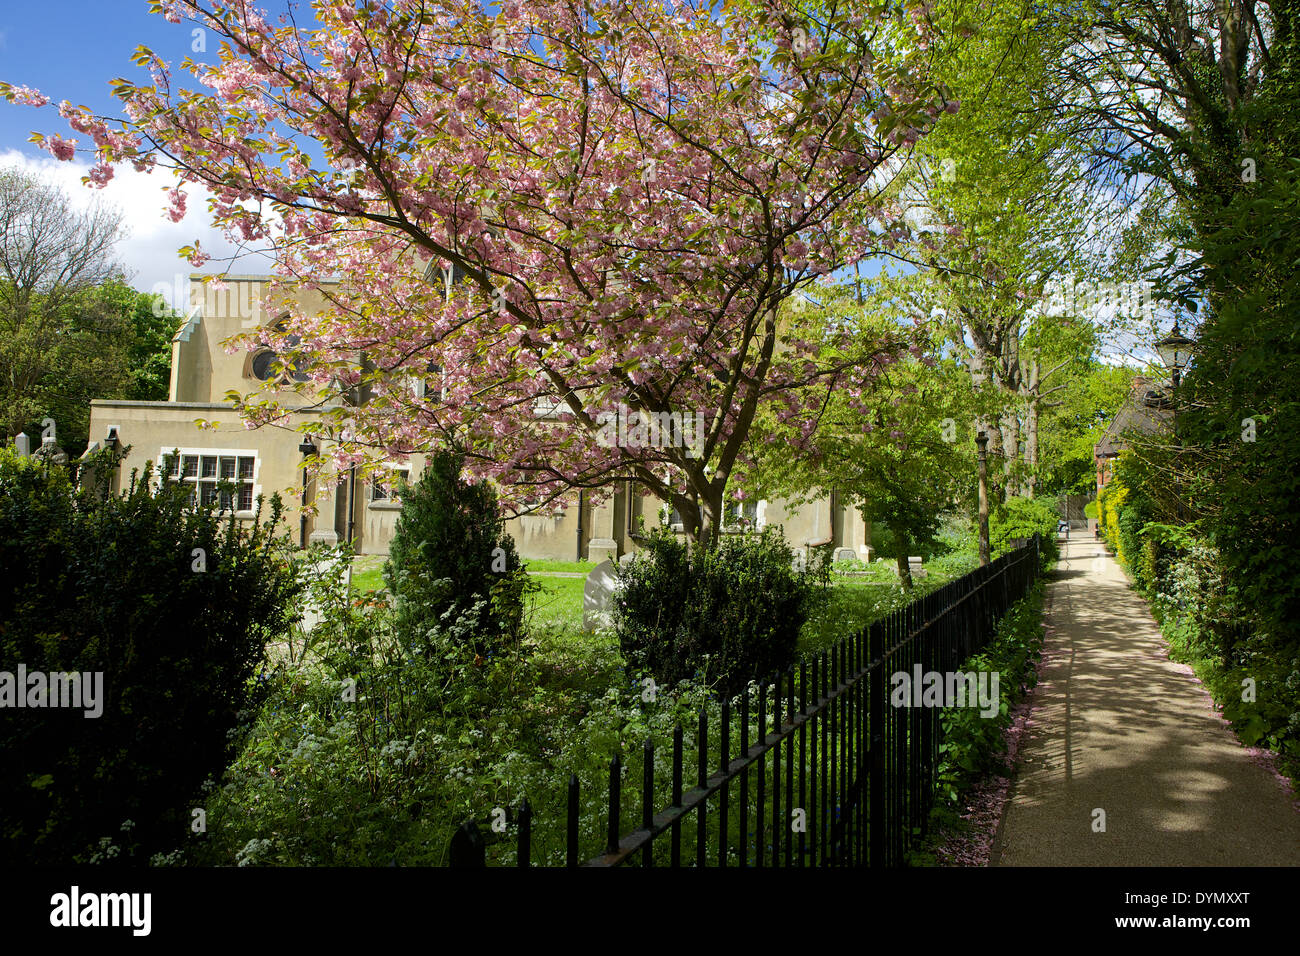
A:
933,580,1046,807
989,495,1059,565
192,573,520,866
1084,500,1098,519
613,527,812,698
1116,491,1155,589
870,520,950,562
192,550,718,867
0,447,300,864
1147,534,1300,783
384,449,531,655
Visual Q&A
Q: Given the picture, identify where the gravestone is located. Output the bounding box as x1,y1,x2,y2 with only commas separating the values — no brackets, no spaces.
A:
300,552,353,632
583,558,622,632
832,547,858,564
895,556,927,579
14,433,31,457
31,437,68,468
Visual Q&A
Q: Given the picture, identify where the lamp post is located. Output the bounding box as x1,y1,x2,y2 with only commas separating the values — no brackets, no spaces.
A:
976,430,990,567
1155,321,1195,443
298,435,318,549
1154,321,1195,390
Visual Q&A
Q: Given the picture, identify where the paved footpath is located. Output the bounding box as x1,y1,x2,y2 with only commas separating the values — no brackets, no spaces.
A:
991,536,1300,866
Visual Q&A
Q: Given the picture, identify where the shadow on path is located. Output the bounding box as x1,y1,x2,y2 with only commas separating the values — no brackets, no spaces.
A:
990,538,1300,866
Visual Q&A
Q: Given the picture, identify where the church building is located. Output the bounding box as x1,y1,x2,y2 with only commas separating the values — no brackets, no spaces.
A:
86,275,872,563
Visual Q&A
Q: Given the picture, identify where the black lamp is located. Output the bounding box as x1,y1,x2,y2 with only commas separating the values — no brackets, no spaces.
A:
1154,321,1195,389
299,435,317,548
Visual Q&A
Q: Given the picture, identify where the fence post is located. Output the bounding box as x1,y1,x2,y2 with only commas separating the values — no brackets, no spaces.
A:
518,798,532,868
566,775,580,868
869,623,884,867
449,820,486,868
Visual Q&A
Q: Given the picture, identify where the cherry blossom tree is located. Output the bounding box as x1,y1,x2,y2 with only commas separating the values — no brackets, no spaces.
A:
3,0,953,544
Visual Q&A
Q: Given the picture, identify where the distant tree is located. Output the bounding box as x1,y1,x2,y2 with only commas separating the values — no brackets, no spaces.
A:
751,284,970,589
101,281,179,403
0,166,129,454
1037,361,1134,497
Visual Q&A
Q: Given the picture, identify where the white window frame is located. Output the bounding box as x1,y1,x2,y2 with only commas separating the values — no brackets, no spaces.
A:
409,363,447,402
532,395,563,418
159,447,261,517
724,499,760,532
369,463,410,509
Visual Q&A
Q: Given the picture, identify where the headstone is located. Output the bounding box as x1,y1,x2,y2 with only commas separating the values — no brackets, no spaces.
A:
31,437,68,468
583,558,621,631
896,556,927,579
832,547,858,564
14,433,31,457
300,552,353,632
618,552,636,566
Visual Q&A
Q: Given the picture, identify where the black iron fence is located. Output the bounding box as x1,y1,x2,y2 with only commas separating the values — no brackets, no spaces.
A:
451,536,1043,867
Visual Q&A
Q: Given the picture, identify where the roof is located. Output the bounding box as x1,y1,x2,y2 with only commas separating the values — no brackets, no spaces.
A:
1095,380,1173,459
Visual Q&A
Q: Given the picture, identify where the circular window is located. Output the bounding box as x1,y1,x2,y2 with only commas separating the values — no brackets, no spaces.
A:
250,327,313,383
251,350,278,381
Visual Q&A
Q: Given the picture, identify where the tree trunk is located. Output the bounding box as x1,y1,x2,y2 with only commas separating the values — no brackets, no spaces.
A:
673,482,724,549
1001,410,1020,503
895,538,912,592
983,420,1004,501
1024,386,1039,498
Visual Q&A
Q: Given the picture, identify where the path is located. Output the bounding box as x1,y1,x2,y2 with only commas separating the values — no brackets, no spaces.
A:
990,536,1300,866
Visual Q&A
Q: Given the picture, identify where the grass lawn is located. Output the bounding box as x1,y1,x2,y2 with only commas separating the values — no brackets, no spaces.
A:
350,554,387,593
525,558,597,575
347,553,590,632
527,573,586,629
345,551,979,662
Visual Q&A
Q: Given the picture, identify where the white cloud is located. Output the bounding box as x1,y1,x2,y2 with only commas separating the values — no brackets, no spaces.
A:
0,148,273,310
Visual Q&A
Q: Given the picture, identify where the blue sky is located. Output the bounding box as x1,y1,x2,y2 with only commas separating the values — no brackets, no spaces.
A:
0,3,185,149
0,2,289,306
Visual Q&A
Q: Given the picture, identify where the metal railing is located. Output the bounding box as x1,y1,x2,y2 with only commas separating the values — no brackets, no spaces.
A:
450,536,1043,867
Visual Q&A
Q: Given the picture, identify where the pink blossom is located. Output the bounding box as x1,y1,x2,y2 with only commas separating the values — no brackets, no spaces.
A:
10,85,49,108
167,186,188,223
21,0,946,513
46,135,76,161
86,162,114,188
